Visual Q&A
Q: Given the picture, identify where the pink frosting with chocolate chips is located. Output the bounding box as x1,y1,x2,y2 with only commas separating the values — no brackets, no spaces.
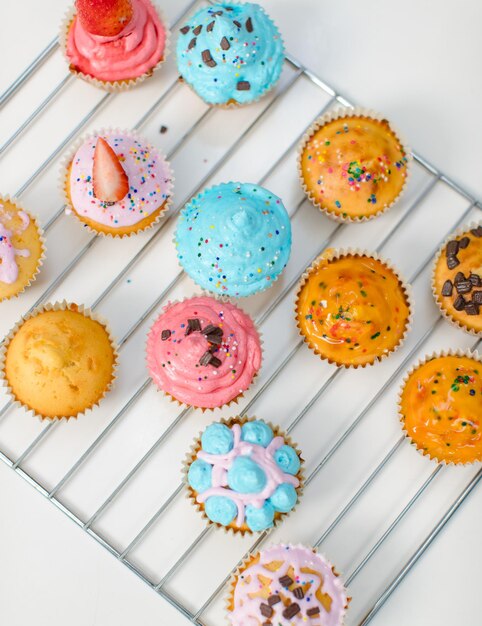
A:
69,131,172,228
146,296,262,409
66,0,167,82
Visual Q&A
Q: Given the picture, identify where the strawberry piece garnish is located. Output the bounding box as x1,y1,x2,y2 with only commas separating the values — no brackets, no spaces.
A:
92,137,129,203
76,0,134,37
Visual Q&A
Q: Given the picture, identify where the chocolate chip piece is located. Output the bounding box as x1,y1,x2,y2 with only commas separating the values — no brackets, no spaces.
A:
237,81,251,91
160,125,168,134
282,604,301,619
262,623,271,626
225,6,233,10
233,19,242,27
202,324,223,339
279,575,293,587
454,271,465,284
454,295,466,311
473,290,482,304
207,20,215,32
208,344,218,354
212,10,223,16
209,356,222,368
470,226,482,237
185,318,201,335
199,351,213,366
447,255,460,270
268,595,281,606
465,301,480,315
459,236,470,249
260,603,273,618
202,49,217,67
161,330,171,341
446,240,459,257
441,280,453,296
469,274,481,287
456,280,472,294
188,38,197,49
307,607,321,617
193,25,202,35
293,587,304,599
246,17,253,32
180,26,190,35
220,36,230,50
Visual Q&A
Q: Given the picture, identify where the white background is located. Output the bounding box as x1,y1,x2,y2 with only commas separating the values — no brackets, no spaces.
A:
0,1,481,625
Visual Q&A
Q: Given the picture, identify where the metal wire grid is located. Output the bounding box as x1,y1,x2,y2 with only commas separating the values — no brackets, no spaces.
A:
0,1,481,624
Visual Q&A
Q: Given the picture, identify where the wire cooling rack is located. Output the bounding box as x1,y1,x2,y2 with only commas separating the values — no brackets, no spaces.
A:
0,1,481,624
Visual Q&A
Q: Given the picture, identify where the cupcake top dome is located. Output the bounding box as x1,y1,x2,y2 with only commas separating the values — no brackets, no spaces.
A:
175,183,292,297
176,2,284,105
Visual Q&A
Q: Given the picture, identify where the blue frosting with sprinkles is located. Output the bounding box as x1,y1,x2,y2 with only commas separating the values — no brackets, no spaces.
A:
176,2,284,105
175,182,292,297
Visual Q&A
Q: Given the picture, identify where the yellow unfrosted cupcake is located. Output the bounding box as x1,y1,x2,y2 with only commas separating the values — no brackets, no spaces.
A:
0,196,45,302
296,249,412,367
0,302,117,420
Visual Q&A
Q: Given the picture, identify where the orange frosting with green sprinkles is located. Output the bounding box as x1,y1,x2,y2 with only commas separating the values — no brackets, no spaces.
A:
400,355,482,464
300,115,409,220
296,253,410,366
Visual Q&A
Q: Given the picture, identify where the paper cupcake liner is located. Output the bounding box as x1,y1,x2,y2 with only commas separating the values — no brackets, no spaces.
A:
59,2,171,93
0,301,118,422
431,220,482,337
225,542,350,625
173,181,291,298
146,294,264,412
0,194,46,303
297,107,412,223
398,348,482,466
295,248,413,368
59,127,174,239
183,416,305,536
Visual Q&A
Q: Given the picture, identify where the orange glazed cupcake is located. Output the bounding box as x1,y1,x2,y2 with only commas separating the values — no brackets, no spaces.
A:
296,250,412,367
399,351,482,464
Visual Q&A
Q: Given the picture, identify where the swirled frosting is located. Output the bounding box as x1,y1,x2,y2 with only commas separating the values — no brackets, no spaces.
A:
175,183,292,297
0,205,30,285
146,297,262,408
230,544,347,625
176,2,284,105
66,0,167,82
68,131,172,229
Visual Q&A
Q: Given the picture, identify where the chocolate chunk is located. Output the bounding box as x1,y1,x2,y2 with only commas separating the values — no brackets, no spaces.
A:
473,290,482,304
465,301,480,315
208,344,218,354
207,20,215,32
180,26,190,35
233,20,242,28
454,295,466,311
268,595,281,606
279,575,293,587
293,587,304,599
446,240,459,257
202,324,223,338
237,81,251,91
220,36,230,50
441,280,453,297
447,255,460,270
260,603,273,618
188,38,197,50
246,17,253,32
307,607,321,617
159,125,168,134
212,10,223,16
454,271,465,284
185,318,201,335
470,226,482,237
456,280,472,294
459,236,470,249
262,623,271,626
193,25,202,35
209,356,222,368
161,330,171,341
469,274,481,287
282,604,301,619
202,49,217,67
225,6,233,10
199,351,213,366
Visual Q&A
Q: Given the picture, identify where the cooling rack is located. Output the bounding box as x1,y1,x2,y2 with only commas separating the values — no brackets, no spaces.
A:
0,1,481,624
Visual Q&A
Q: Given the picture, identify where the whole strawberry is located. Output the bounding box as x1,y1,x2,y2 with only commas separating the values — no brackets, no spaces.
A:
76,0,134,37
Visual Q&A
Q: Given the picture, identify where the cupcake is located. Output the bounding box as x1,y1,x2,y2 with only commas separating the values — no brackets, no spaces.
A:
298,108,411,222
0,196,45,302
176,2,284,106
146,296,262,410
432,223,482,335
227,544,349,625
62,129,173,237
61,0,169,91
184,417,304,534
175,183,292,297
399,350,482,464
0,302,117,420
296,250,412,367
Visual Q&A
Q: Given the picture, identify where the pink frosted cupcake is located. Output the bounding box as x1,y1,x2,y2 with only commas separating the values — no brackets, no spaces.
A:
146,296,262,410
61,0,169,91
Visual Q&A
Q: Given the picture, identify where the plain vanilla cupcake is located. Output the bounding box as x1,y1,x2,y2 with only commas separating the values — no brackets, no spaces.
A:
176,2,284,106
62,129,173,237
175,183,292,297
62,0,169,90
146,296,262,409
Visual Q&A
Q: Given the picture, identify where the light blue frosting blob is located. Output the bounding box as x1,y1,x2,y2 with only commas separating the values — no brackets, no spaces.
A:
245,501,275,531
268,482,297,512
176,2,284,105
227,455,267,493
175,183,292,297
241,420,274,447
187,459,212,493
201,423,234,454
205,496,238,525
274,445,300,475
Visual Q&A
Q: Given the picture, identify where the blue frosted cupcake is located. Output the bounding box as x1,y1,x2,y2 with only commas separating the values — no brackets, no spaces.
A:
175,182,292,297
184,417,304,534
176,2,284,106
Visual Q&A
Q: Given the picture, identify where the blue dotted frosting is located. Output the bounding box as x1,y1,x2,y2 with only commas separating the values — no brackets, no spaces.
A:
187,459,212,493
205,495,237,525
201,422,234,454
245,501,275,531
241,420,274,447
176,2,284,105
274,444,301,475
175,183,292,297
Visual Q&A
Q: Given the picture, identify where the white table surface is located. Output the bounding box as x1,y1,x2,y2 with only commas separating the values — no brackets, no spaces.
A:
1,1,481,625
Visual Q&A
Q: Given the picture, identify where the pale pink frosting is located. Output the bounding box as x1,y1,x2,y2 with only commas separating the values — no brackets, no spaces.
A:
232,544,348,626
66,0,167,82
69,131,172,228
146,296,262,408
0,205,30,285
